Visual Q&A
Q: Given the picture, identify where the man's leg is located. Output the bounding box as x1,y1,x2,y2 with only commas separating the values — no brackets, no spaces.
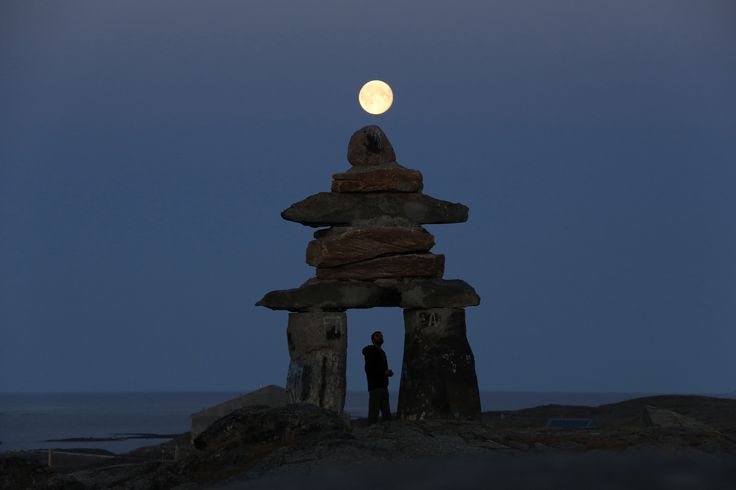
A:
368,389,380,424
380,387,392,421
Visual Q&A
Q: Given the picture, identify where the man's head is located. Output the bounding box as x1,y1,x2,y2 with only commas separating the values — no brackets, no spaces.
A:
371,331,384,346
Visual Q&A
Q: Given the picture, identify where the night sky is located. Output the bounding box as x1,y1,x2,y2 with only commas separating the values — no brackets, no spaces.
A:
2,1,735,394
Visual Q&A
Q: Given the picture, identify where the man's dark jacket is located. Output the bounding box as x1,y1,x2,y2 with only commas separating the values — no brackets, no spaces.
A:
362,344,389,391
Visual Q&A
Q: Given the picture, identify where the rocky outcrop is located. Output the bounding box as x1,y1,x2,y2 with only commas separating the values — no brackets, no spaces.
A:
644,405,715,431
306,226,435,268
193,404,351,452
191,385,290,440
63,397,736,488
281,192,468,227
76,404,355,489
0,457,84,490
256,278,480,312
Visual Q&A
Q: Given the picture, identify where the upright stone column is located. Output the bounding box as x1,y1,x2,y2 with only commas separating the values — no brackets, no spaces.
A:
285,311,347,414
398,308,481,420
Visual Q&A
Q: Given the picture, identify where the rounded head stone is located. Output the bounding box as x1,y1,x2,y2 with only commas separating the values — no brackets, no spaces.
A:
347,125,396,166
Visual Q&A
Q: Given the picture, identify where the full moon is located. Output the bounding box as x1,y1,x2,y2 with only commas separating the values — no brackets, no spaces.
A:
358,80,393,115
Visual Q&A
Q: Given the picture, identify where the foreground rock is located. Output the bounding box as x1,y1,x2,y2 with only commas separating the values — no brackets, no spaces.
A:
281,192,468,227
256,278,481,312
0,457,84,489
191,385,290,440
645,405,717,431
67,405,353,489
193,404,351,452
11,396,736,489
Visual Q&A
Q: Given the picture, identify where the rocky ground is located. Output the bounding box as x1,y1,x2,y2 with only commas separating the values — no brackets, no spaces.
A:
3,395,736,489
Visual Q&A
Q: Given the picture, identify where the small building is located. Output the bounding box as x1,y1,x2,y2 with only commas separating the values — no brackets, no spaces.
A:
190,385,289,440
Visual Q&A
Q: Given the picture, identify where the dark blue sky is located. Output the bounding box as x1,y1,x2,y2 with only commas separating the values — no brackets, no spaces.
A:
1,1,735,394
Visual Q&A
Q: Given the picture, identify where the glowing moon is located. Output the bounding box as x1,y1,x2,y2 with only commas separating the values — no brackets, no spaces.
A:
358,80,393,115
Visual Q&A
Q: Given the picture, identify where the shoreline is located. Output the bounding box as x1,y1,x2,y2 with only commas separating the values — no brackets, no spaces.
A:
3,393,735,457
3,394,736,488
45,433,181,443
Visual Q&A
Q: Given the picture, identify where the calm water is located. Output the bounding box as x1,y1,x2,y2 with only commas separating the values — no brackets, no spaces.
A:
0,391,710,454
0,392,239,453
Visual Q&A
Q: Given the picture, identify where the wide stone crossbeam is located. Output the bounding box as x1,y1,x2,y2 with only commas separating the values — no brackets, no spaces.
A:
256,278,480,312
281,192,468,227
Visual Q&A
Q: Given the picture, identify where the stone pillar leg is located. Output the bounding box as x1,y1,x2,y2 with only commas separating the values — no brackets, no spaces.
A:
285,311,347,414
397,308,481,420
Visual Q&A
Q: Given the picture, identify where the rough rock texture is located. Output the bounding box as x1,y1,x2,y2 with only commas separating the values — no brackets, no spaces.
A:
257,280,400,312
398,278,481,309
317,253,445,280
62,396,736,489
281,192,468,227
398,308,481,421
193,404,351,452
645,405,716,431
286,312,347,413
332,164,423,193
191,385,290,440
306,226,435,268
0,457,84,489
312,217,420,239
95,404,354,489
484,396,736,432
256,278,480,312
347,125,396,166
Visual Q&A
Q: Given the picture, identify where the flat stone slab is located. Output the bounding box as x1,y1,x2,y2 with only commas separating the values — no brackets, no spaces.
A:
307,226,435,268
332,164,423,193
281,192,468,227
256,278,480,312
313,217,420,238
316,253,445,280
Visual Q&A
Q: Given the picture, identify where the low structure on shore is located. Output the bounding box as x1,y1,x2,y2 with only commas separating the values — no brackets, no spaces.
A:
257,126,482,420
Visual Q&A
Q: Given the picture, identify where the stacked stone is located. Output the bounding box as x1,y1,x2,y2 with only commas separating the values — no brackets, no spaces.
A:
307,128,446,280
257,125,481,421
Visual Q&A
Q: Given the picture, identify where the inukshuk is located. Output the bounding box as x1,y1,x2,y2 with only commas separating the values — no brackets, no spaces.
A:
257,125,482,420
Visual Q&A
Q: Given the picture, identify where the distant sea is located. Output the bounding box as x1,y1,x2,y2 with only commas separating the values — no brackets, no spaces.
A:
1,391,730,454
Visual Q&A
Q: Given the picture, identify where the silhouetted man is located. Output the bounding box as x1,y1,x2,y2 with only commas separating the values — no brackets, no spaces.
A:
362,331,394,423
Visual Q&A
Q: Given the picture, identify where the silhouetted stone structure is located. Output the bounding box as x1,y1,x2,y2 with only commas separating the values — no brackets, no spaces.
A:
257,126,481,420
